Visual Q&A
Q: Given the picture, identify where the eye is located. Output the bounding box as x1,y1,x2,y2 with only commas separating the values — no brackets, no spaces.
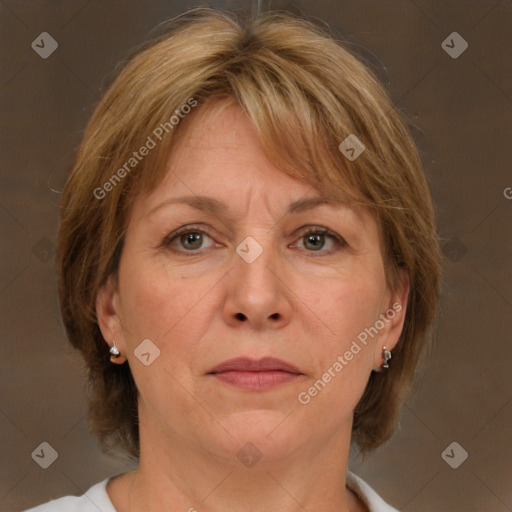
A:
291,226,346,254
163,225,217,253
162,224,345,255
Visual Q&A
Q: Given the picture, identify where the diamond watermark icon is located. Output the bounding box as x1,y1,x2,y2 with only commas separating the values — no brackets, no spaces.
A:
442,236,467,262
442,32,468,59
32,237,55,262
237,442,262,468
134,338,161,366
338,134,365,161
31,441,58,469
236,236,263,264
442,442,468,469
31,32,58,59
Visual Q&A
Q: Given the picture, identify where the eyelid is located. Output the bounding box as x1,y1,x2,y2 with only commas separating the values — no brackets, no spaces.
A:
294,225,339,237
165,223,214,240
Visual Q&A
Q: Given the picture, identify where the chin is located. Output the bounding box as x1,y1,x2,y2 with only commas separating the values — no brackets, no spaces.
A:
213,409,303,460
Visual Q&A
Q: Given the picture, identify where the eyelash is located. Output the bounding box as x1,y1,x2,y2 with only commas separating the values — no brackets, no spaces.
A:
162,224,347,256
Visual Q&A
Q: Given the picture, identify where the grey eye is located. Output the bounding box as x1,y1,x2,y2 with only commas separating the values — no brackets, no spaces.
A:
303,233,326,251
180,232,204,250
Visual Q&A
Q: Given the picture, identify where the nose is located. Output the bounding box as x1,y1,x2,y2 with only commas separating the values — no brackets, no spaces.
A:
221,239,293,330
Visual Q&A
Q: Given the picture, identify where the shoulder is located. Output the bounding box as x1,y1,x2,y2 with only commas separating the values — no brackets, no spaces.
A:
23,477,117,512
346,471,400,512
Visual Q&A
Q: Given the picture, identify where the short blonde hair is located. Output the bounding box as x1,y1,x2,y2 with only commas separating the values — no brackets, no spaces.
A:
56,7,442,459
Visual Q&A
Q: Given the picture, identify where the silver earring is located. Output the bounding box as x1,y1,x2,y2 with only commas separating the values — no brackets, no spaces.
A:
382,346,392,369
109,340,120,358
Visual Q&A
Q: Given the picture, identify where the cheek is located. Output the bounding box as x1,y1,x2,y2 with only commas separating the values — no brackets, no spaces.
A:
296,264,386,411
119,249,177,326
308,270,385,348
117,260,212,405
295,279,382,425
118,256,219,361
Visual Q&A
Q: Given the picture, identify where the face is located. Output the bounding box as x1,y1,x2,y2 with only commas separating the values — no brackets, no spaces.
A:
97,101,407,465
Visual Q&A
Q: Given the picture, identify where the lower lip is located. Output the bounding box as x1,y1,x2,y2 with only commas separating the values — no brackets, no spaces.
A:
210,370,301,391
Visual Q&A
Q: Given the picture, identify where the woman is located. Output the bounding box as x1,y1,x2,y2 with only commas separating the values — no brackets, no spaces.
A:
26,7,441,512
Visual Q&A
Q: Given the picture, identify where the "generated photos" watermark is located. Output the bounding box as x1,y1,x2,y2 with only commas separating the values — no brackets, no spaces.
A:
297,302,402,405
93,97,197,200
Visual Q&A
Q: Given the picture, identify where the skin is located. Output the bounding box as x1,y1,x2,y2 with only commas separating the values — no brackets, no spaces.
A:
96,101,408,512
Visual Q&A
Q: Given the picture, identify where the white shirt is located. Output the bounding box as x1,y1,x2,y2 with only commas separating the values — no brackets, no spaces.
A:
24,471,398,511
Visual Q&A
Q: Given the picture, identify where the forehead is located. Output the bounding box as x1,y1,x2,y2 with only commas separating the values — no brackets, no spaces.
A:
146,102,348,204
138,103,343,214
169,101,282,182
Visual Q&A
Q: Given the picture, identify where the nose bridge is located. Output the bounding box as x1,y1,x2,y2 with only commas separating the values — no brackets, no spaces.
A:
223,230,292,328
234,231,280,297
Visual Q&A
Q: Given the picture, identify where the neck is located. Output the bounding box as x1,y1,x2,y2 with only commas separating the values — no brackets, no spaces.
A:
112,413,361,512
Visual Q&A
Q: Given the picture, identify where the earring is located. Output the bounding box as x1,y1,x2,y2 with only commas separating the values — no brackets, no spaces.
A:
382,346,392,369
109,340,121,359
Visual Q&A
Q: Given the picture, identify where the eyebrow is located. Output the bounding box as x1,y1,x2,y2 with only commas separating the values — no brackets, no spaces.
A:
146,194,348,218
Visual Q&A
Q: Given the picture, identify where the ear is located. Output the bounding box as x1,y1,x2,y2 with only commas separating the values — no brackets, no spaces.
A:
96,274,127,364
373,269,410,370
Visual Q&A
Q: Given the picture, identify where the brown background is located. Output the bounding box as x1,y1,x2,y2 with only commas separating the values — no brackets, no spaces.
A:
1,1,511,511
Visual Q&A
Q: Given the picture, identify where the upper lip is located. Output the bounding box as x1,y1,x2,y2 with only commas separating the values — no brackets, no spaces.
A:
208,357,302,374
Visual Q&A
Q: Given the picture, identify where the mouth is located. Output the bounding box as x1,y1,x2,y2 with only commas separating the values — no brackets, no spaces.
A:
207,357,303,392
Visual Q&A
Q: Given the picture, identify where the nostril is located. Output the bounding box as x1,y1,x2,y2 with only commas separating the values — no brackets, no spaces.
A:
235,312,247,321
269,313,280,320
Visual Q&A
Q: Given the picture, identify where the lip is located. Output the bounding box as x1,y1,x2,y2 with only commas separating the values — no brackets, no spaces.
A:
207,357,303,392
208,357,302,374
